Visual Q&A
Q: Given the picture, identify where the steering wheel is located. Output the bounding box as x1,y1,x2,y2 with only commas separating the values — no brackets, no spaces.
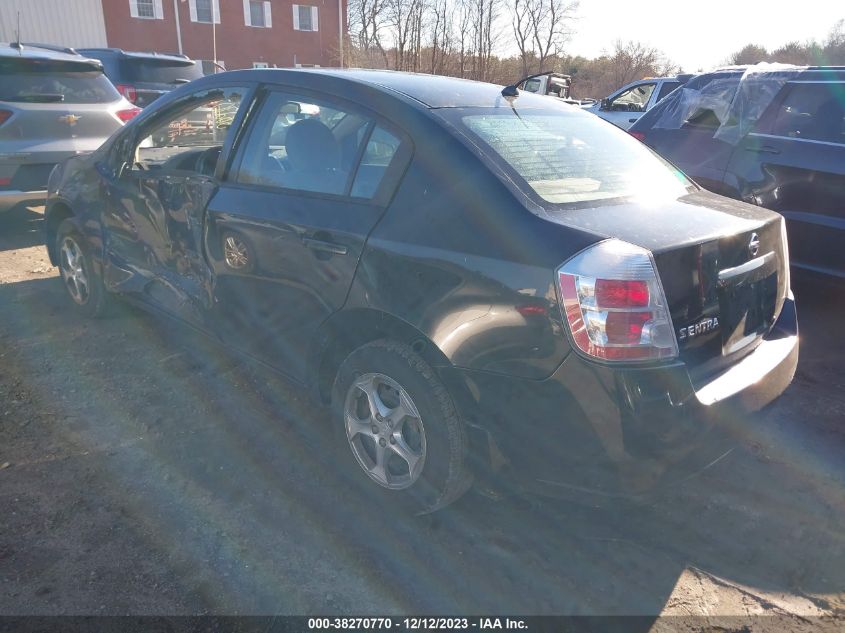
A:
194,146,222,177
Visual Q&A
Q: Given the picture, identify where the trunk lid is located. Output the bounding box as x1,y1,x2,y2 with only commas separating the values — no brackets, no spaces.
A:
545,191,789,379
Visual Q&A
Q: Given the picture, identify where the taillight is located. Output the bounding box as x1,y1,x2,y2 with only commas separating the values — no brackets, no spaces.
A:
116,84,137,103
116,107,141,123
0,109,12,126
557,239,678,362
629,130,646,142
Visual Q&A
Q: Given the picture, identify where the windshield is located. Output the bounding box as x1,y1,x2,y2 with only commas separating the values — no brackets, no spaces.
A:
453,108,691,206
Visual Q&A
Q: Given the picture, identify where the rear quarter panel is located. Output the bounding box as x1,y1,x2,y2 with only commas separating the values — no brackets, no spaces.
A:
347,115,598,379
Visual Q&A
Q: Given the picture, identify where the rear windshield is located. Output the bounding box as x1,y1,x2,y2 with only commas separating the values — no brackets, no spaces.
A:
122,59,203,84
452,108,691,205
0,70,120,103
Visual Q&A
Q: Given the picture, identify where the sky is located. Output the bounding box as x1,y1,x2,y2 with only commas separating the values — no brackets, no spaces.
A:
564,0,844,72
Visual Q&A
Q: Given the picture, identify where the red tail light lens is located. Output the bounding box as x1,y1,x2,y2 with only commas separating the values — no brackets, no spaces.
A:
557,240,678,362
595,279,649,308
116,84,137,103
116,107,141,123
629,130,646,142
0,109,13,126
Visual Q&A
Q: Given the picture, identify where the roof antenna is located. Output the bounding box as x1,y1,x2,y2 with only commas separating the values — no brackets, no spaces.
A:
12,10,23,54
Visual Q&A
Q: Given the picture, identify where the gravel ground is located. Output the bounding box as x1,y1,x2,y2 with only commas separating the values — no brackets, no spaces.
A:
1,205,844,621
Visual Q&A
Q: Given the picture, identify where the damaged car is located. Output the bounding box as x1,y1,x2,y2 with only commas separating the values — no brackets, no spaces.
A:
44,69,798,511
630,65,845,280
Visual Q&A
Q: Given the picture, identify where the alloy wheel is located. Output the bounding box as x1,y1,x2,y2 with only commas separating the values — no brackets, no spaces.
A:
59,236,90,305
343,372,427,490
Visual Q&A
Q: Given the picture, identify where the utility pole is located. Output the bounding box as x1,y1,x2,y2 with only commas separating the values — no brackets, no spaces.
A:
338,0,343,67
172,0,183,54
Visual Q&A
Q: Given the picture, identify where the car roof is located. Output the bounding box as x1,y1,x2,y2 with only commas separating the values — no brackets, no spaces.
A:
76,48,194,64
0,42,103,70
206,68,560,109
0,42,95,63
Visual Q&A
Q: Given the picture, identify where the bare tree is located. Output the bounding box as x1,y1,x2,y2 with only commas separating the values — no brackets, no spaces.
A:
347,0,389,67
428,0,451,74
728,43,769,65
529,0,577,73
608,39,667,87
512,0,533,76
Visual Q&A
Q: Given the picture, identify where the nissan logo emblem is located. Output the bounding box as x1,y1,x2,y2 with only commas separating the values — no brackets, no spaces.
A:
748,232,760,258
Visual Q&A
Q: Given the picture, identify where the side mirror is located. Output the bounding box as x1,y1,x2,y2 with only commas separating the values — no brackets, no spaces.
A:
600,98,610,111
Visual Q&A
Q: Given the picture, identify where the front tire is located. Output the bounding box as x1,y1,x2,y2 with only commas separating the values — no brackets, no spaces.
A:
56,219,109,318
332,340,471,513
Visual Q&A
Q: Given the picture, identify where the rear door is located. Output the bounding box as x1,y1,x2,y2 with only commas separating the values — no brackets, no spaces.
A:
205,87,411,381
726,79,845,277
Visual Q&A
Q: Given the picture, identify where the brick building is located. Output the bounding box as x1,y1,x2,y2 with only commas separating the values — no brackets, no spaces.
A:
0,0,346,70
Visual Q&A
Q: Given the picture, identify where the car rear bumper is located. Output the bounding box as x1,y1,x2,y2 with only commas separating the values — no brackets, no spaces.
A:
441,296,799,499
0,189,48,210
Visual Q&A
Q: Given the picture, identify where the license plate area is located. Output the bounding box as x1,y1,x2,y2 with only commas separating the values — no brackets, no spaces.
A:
718,255,778,355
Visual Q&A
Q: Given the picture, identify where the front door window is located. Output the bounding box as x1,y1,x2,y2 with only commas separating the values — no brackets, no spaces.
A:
131,87,246,177
607,83,656,112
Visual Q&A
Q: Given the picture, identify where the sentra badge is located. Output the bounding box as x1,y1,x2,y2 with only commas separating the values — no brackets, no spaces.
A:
678,317,719,341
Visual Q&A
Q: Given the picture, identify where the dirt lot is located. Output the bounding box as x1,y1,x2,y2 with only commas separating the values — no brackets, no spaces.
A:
1,205,845,621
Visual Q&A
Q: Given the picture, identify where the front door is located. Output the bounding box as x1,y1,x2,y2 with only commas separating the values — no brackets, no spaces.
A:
101,85,251,324
204,88,409,381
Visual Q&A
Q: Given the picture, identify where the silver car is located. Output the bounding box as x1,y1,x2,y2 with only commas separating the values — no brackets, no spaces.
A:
583,76,690,130
0,43,138,211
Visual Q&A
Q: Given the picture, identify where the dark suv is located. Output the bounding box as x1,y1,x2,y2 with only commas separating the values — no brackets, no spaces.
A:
44,70,798,511
76,48,204,108
630,66,845,280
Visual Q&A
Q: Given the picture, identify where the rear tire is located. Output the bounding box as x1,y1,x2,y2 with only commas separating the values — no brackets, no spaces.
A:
332,340,472,513
55,219,109,318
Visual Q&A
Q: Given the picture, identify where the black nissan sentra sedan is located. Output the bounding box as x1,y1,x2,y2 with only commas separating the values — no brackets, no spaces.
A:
43,69,798,512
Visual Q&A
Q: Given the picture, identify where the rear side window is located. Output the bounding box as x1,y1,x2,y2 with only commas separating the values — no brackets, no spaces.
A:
0,70,119,103
656,81,680,102
351,125,401,198
769,82,845,145
459,110,690,205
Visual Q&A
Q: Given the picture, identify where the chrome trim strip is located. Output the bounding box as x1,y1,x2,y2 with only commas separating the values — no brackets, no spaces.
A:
718,252,774,282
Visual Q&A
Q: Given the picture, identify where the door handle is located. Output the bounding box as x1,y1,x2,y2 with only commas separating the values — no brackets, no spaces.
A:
745,145,781,155
303,237,348,255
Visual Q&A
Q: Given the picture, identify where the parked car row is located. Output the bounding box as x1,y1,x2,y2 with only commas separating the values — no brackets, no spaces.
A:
0,43,205,211
43,69,798,511
630,65,845,280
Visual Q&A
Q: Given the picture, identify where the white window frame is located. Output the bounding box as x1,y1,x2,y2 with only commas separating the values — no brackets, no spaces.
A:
253,62,270,68
129,0,163,20
292,5,318,32
243,0,272,28
189,0,221,24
